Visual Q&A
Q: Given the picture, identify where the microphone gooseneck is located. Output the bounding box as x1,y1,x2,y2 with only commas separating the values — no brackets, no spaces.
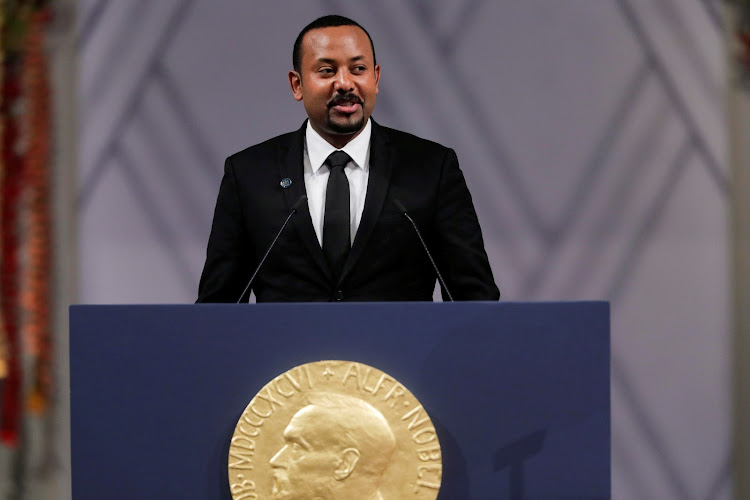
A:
392,198,454,302
236,195,308,303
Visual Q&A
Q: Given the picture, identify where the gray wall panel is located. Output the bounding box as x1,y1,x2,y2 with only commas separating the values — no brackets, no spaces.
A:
77,1,731,498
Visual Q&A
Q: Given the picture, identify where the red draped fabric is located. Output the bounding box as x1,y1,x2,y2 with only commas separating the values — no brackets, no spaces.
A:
0,3,53,447
0,55,23,447
21,9,52,416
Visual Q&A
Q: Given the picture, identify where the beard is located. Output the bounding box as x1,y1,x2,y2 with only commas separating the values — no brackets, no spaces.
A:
327,113,365,135
272,473,334,500
326,92,366,135
271,470,290,499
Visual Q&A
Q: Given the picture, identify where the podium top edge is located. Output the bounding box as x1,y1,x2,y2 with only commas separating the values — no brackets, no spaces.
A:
70,301,610,309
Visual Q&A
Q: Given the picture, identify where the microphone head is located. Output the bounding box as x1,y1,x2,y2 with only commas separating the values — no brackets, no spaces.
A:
392,198,408,214
291,195,308,211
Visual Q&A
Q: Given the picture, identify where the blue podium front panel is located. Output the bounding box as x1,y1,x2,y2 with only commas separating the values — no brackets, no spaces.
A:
70,302,609,499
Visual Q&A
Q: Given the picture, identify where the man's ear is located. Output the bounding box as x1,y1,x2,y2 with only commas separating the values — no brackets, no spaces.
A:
334,448,360,481
289,71,303,101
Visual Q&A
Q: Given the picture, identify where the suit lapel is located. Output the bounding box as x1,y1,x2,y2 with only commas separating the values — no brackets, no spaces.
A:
339,120,393,284
280,122,334,282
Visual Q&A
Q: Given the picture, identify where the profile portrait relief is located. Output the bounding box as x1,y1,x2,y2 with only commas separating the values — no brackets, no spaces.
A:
269,392,397,500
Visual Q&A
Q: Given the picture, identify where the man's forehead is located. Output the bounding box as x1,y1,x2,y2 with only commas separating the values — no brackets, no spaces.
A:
284,406,337,441
282,413,313,448
301,26,373,59
285,405,318,433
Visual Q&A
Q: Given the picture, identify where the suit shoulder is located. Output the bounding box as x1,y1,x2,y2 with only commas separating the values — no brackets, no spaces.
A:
378,124,452,154
227,129,298,164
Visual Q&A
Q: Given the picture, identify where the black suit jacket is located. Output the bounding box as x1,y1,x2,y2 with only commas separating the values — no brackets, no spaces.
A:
197,120,499,302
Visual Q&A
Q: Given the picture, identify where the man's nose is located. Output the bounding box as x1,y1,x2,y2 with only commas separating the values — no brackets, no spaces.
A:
333,70,354,92
269,445,288,467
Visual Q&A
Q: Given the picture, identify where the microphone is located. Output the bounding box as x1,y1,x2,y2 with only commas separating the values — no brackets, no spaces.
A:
236,195,308,303
392,199,454,302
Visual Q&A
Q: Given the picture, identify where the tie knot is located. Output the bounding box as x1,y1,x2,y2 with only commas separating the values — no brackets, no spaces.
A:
326,151,351,170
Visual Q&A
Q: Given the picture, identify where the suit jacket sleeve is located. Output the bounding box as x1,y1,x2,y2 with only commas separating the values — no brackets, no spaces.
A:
434,148,500,300
196,156,255,303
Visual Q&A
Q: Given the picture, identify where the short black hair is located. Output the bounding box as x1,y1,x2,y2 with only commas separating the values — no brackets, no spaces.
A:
292,15,377,73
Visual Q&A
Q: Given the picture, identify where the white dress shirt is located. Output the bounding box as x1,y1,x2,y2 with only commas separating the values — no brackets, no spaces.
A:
304,119,371,246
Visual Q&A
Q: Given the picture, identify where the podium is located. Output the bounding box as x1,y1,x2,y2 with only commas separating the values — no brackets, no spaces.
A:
70,302,609,499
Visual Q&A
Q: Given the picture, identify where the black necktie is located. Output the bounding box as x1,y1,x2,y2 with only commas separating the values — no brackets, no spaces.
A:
323,151,352,279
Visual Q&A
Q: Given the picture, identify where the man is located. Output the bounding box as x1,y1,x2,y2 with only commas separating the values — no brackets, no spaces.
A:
269,393,396,500
197,15,499,302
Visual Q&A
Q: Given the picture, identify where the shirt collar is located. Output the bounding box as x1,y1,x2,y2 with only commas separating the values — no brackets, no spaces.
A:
305,119,372,174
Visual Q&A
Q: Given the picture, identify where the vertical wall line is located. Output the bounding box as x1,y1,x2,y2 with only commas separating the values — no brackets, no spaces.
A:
728,4,750,499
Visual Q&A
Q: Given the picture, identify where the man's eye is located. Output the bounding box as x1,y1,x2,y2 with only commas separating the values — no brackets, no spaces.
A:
320,68,335,75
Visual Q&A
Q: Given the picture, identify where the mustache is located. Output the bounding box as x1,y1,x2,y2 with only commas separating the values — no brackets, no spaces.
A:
328,93,363,108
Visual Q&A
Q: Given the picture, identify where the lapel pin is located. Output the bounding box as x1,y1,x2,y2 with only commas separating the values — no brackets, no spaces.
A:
280,178,292,188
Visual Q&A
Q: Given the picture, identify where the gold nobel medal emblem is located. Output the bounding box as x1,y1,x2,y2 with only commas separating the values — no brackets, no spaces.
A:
228,360,442,499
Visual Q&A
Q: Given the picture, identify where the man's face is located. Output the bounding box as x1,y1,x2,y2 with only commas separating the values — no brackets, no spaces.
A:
289,25,380,146
269,406,338,500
